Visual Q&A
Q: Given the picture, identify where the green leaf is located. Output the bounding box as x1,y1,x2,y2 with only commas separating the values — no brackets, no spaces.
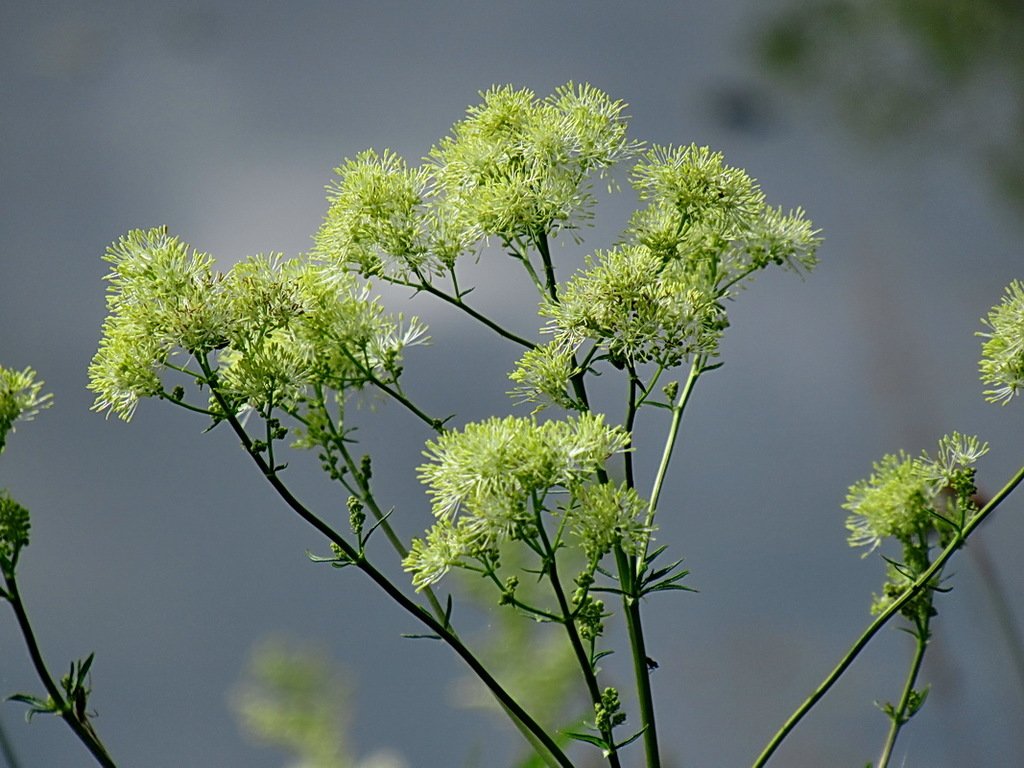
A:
564,730,609,750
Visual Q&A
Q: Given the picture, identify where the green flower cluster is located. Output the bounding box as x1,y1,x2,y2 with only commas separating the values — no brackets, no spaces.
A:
0,365,52,455
315,149,450,279
405,413,644,589
88,227,425,420
511,144,820,408
428,83,636,244
844,433,987,554
979,279,1024,404
314,83,637,278
843,433,987,614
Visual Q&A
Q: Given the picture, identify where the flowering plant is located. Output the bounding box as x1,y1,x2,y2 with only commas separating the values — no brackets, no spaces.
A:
2,84,1022,768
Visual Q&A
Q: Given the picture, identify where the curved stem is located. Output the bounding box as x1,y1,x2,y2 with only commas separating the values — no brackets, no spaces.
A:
534,503,622,768
4,574,116,768
333,439,449,624
161,392,219,418
200,363,572,768
409,276,537,350
752,461,1024,767
337,346,446,433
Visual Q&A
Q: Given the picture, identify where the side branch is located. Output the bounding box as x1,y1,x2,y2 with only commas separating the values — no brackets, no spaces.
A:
204,369,573,768
752,461,1024,767
4,575,117,768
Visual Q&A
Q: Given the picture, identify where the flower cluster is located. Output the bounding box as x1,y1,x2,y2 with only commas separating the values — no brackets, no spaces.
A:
88,228,425,420
542,244,726,370
428,83,637,244
510,144,820,408
404,413,644,589
314,149,446,279
979,279,1024,404
314,83,638,279
512,145,823,409
843,433,987,615
0,365,52,455
844,433,988,554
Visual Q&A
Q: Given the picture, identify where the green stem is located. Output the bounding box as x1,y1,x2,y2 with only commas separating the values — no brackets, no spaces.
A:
337,346,445,433
641,359,703,567
624,368,639,490
534,503,622,768
614,546,660,768
533,230,560,305
161,392,219,419
752,461,1024,768
506,236,547,298
418,278,537,350
877,615,930,768
527,230,595,412
717,264,760,295
201,364,572,768
334,439,449,624
4,574,116,768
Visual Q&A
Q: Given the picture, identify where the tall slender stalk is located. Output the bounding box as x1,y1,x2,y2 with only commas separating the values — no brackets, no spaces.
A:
615,546,661,768
386,273,537,350
534,503,622,768
200,360,573,768
3,575,116,768
753,461,1024,767
641,358,703,567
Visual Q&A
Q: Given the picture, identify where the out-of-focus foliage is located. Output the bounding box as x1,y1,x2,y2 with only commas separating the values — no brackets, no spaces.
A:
758,0,1024,207
232,639,407,768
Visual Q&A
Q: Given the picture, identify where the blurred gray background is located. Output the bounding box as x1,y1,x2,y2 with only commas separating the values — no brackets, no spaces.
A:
2,1,1023,766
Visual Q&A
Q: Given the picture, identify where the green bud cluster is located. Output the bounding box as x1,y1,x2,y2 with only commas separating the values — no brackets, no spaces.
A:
347,496,366,538
0,492,31,577
594,687,626,733
574,594,606,642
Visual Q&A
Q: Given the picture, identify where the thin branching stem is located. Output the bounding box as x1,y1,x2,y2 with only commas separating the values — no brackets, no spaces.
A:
3,574,116,768
198,358,572,768
534,500,623,768
336,346,446,432
753,461,1024,767
614,545,660,768
877,613,930,768
159,390,219,418
641,358,703,567
507,236,547,298
333,439,450,624
391,272,537,350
